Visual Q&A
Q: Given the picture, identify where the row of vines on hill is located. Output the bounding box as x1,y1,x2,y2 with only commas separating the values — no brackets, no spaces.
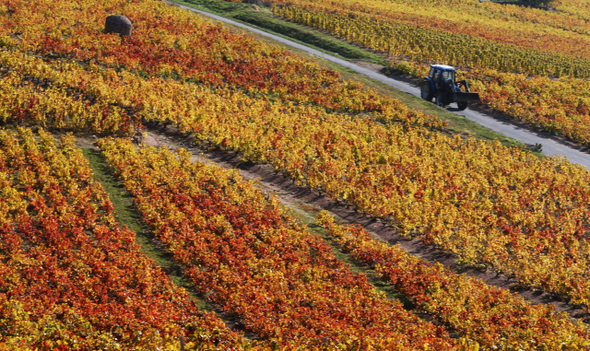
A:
268,0,590,59
316,212,590,350
274,5,590,78
0,128,252,350
97,137,457,350
0,49,441,135
0,0,439,120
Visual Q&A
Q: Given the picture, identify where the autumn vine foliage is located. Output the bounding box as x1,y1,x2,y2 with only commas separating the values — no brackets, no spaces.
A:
0,49,440,136
3,0,590,347
261,0,590,146
97,138,457,350
0,128,250,350
316,211,590,350
0,0,435,120
162,73,590,312
271,1,590,78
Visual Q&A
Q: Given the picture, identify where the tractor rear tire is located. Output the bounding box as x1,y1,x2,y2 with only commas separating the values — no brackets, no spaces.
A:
435,92,446,107
420,82,433,102
457,101,468,111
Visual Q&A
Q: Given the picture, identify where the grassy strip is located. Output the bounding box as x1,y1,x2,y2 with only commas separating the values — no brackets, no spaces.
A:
276,200,465,335
176,0,388,65
277,200,414,309
81,146,211,311
172,0,541,156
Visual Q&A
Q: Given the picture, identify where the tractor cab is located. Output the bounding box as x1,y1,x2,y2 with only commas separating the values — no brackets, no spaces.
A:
420,64,480,111
429,65,455,90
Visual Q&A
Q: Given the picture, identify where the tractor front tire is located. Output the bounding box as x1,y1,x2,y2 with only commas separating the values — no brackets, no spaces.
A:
420,82,433,102
457,101,468,111
435,92,446,107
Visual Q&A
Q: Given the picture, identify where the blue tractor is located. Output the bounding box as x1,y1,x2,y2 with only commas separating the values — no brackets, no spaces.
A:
420,64,480,111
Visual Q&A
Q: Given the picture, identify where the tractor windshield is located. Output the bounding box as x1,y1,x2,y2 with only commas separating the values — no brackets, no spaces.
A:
441,70,455,84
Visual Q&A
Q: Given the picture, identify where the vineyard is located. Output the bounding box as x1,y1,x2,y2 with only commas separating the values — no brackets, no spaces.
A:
0,128,249,350
1,0,590,349
237,0,590,147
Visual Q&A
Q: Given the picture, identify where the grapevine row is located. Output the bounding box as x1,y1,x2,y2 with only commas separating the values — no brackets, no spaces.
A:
0,48,442,135
0,0,428,118
0,127,249,350
274,5,590,78
316,211,590,350
97,137,458,350
267,0,590,59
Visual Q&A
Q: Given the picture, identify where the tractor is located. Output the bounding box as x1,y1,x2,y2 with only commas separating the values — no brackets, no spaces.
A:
420,64,480,111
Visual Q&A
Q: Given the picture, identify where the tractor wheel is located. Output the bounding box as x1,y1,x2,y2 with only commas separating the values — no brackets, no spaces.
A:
457,101,468,111
420,82,433,102
435,92,446,107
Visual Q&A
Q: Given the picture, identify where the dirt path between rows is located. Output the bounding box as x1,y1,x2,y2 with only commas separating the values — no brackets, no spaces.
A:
117,127,589,324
